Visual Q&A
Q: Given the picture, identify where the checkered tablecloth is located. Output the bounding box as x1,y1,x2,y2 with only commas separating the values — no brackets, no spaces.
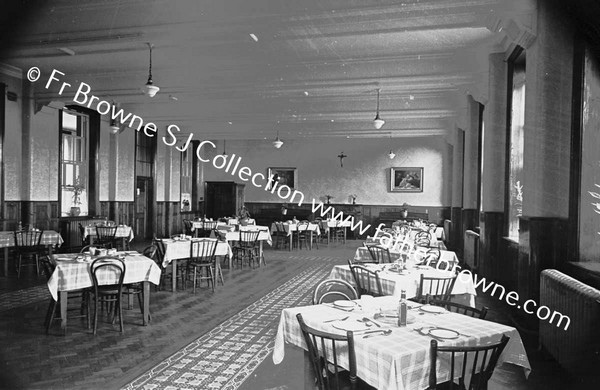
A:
0,230,64,248
272,296,530,390
47,252,161,301
330,264,476,306
212,226,273,246
354,247,458,269
83,225,134,242
160,238,233,267
270,222,321,237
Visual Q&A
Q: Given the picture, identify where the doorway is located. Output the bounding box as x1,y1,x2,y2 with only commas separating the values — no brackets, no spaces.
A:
135,176,153,239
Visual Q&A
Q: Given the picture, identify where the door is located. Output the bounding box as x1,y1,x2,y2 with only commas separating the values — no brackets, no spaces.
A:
135,177,153,239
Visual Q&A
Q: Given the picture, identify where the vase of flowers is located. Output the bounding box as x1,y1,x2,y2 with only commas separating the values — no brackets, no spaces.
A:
281,203,288,215
237,205,251,226
325,195,333,205
70,176,85,216
350,194,357,205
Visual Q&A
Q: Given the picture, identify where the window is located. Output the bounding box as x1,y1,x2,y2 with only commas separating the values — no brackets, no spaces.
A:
60,109,89,217
506,49,526,239
136,129,154,178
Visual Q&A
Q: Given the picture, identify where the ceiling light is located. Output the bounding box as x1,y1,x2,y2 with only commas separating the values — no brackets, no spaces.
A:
222,140,228,157
388,150,396,159
373,88,385,130
144,43,160,97
249,33,258,42
272,130,283,149
58,47,75,56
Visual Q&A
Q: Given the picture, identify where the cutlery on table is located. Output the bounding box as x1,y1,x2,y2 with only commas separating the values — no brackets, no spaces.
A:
358,317,380,327
362,329,392,338
323,316,349,323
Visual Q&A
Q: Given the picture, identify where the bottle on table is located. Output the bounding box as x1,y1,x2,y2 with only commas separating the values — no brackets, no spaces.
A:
398,290,407,327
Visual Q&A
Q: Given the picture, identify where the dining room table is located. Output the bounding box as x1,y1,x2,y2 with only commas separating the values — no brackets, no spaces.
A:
354,245,459,270
211,225,272,265
0,230,64,276
273,295,531,390
319,219,352,243
47,251,161,332
270,222,321,250
160,237,233,292
83,224,134,249
329,263,477,307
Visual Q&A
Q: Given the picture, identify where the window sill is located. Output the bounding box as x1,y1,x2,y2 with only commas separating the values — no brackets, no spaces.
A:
502,236,519,245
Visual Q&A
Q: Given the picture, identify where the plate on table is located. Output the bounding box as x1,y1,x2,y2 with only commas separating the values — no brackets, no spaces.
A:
428,328,460,339
419,305,446,314
331,321,371,332
332,300,357,310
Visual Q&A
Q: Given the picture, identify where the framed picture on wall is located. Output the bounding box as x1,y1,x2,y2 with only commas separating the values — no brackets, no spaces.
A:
267,167,298,190
390,167,423,192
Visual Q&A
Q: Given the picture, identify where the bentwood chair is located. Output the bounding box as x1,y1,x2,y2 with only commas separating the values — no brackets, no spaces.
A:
95,225,118,249
366,245,392,264
186,239,220,293
413,274,456,303
427,335,510,390
348,260,384,298
14,229,45,278
296,313,359,390
273,222,290,250
296,221,311,250
312,279,358,305
415,231,432,247
90,256,126,335
428,299,489,320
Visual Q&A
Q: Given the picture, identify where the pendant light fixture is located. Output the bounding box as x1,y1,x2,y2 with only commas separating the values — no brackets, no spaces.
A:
272,130,283,149
373,88,385,129
109,101,120,133
144,43,160,97
387,133,395,159
222,140,228,158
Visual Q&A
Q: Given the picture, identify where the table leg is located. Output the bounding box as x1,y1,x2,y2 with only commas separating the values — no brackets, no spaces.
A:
309,231,313,250
172,259,177,292
327,228,331,244
60,291,68,334
343,227,347,244
259,241,265,266
143,281,150,325
289,233,292,251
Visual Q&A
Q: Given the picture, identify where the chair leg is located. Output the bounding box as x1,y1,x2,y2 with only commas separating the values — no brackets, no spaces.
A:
193,268,197,294
209,266,215,292
93,297,99,335
118,297,124,334
17,255,22,279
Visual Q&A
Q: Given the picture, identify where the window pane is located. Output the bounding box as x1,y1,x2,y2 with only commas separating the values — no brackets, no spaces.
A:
60,109,88,216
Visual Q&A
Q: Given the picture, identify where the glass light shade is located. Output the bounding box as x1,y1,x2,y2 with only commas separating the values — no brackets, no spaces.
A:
388,150,396,159
373,116,385,130
272,137,283,149
110,124,120,134
144,83,160,97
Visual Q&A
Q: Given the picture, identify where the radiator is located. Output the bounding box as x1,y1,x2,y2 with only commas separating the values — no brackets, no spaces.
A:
443,219,451,244
539,269,600,375
59,217,108,249
463,229,479,270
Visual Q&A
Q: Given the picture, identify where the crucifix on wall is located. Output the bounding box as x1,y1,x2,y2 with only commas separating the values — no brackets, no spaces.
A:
337,151,347,167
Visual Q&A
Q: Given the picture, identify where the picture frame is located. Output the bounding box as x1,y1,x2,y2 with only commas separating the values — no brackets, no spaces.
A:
390,167,423,192
267,167,298,190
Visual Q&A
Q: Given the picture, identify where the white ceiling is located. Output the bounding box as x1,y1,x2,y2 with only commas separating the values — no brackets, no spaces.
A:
0,0,516,140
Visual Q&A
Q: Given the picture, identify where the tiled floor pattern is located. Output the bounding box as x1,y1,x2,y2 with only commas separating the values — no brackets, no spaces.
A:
123,262,330,390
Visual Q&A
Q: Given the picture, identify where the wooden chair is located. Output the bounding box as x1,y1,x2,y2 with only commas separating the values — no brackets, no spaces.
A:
186,239,220,293
296,313,358,390
312,279,358,305
415,230,431,247
95,225,118,249
428,299,489,320
413,274,456,303
14,229,45,278
330,220,346,243
232,230,260,268
295,221,312,250
90,256,126,335
348,260,383,298
122,246,156,320
273,222,290,250
427,335,510,390
366,245,392,264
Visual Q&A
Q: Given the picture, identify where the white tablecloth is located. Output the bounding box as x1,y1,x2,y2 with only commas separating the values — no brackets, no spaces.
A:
354,246,459,270
212,226,273,246
47,252,161,301
273,296,531,390
160,238,233,267
330,264,476,307
270,222,321,236
83,225,134,242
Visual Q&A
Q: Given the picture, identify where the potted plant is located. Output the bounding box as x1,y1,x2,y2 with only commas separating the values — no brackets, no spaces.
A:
325,194,334,205
400,202,409,219
281,203,288,215
70,176,85,216
350,194,357,205
237,205,251,226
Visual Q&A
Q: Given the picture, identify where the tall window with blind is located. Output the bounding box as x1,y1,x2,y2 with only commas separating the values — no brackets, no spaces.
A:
506,49,526,240
60,109,89,217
